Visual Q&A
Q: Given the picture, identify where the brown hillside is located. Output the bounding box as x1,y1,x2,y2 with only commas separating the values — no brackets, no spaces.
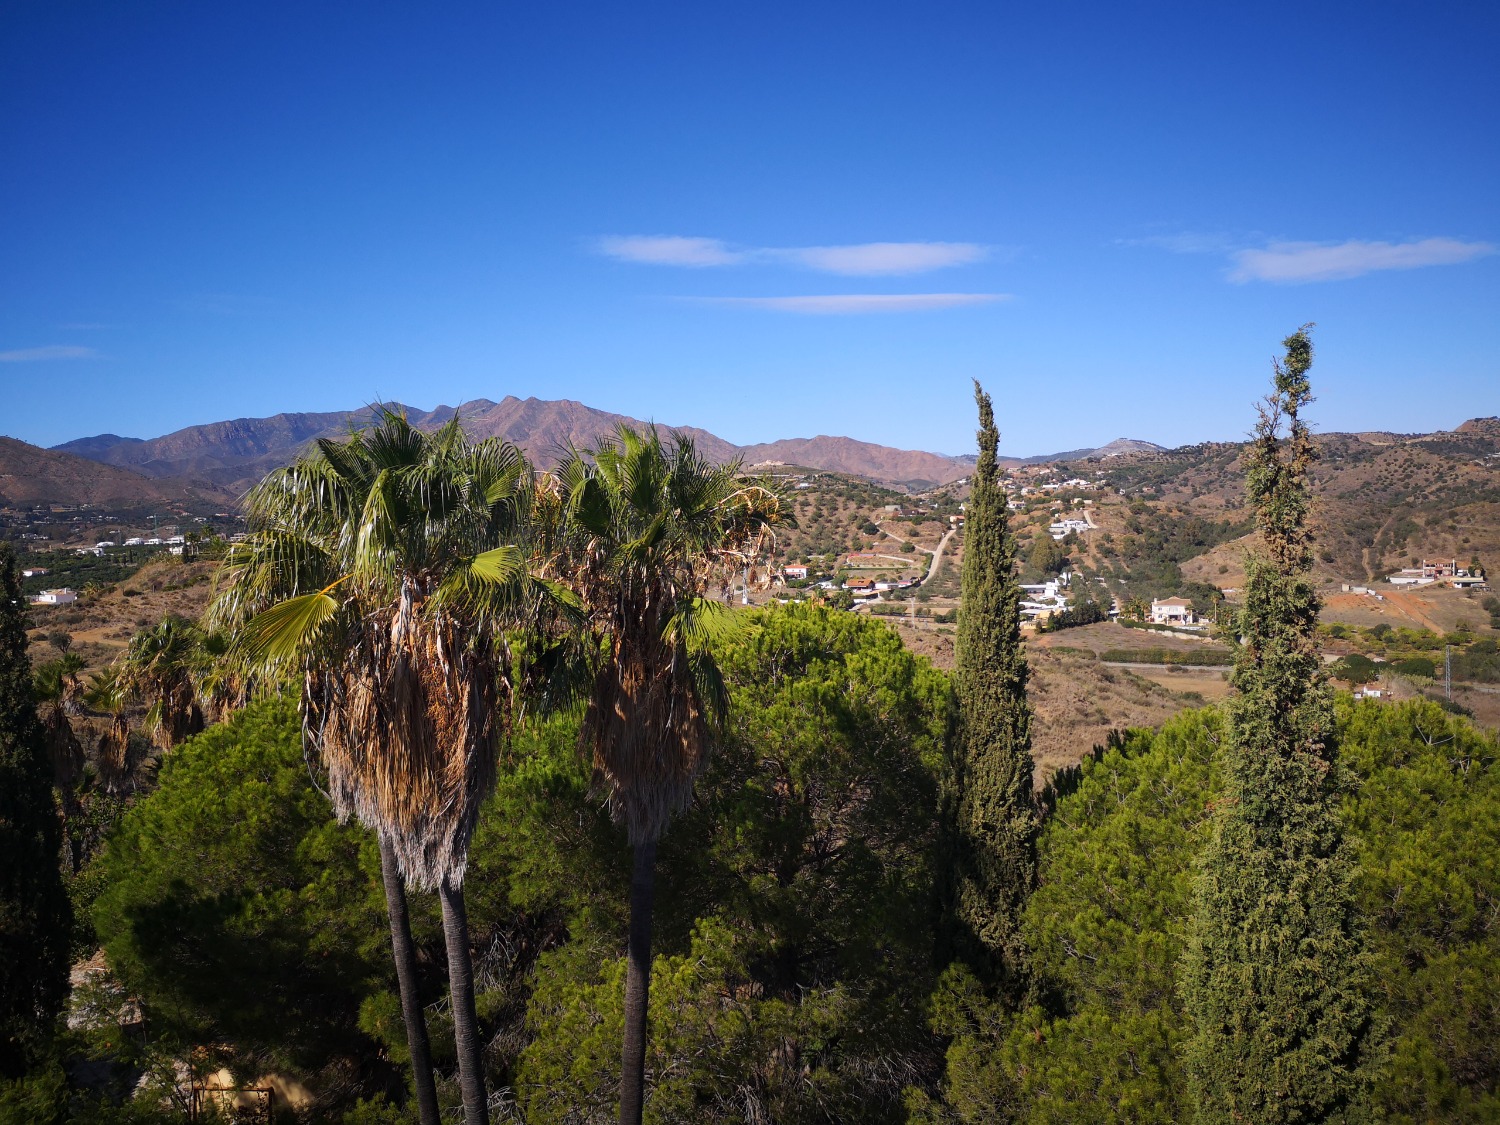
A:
741,436,969,487
0,436,232,509
1069,421,1500,584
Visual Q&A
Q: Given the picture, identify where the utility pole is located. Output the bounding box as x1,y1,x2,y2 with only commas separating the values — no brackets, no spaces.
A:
1445,645,1453,701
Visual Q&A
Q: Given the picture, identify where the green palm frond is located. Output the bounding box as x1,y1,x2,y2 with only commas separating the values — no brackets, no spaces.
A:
237,590,343,664
661,597,743,654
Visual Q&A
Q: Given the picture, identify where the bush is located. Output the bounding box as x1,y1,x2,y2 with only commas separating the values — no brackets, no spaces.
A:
1330,653,1380,684
1098,648,1233,667
1391,656,1437,679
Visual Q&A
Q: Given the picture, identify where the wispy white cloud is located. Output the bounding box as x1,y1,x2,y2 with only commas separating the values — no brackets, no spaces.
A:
693,293,1009,315
0,345,102,362
776,242,988,275
596,235,740,267
597,236,989,276
1228,237,1496,283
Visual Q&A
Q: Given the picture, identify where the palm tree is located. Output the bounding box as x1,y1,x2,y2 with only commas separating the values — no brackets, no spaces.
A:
116,617,205,749
31,655,86,868
82,666,133,790
211,410,541,1125
547,425,786,1125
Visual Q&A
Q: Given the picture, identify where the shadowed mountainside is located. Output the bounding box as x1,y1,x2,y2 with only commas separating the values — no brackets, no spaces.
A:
0,436,235,509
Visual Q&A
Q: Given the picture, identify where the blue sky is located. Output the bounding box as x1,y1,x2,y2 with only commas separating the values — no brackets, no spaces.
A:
2,2,1495,456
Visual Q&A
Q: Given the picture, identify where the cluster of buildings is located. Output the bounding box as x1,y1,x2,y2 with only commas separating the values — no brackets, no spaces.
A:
832,574,922,601
1019,574,1075,622
1387,559,1488,589
1048,516,1092,540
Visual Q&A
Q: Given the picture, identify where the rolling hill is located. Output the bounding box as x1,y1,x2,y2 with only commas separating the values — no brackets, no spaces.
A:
0,436,234,510
1066,417,1500,583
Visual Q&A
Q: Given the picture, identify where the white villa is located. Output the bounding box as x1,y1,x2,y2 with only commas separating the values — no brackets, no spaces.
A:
31,588,78,606
1150,596,1197,626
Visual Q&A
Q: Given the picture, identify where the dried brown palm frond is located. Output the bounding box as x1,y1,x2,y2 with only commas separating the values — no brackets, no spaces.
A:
546,423,789,844
212,409,546,888
308,604,508,889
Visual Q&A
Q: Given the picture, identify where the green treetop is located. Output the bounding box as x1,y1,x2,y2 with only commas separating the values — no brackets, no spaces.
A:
950,381,1036,986
1183,327,1377,1123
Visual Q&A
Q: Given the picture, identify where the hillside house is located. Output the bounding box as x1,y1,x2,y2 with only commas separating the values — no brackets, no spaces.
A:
1049,517,1091,540
1150,596,1197,626
21,567,48,578
783,565,809,580
31,588,78,606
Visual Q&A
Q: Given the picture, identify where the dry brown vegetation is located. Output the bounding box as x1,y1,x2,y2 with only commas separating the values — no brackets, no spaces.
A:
888,618,1212,788
26,558,216,675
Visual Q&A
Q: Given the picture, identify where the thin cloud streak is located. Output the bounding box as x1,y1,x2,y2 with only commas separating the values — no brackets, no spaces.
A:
1229,237,1496,283
692,293,1010,314
596,235,739,267
0,345,102,362
777,242,988,275
598,236,989,275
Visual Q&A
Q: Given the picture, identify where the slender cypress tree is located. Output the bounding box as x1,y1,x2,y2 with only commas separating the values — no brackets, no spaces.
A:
1183,328,1375,1123
950,380,1036,986
0,543,71,1077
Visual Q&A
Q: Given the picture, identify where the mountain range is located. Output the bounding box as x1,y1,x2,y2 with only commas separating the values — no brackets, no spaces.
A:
42,395,1161,498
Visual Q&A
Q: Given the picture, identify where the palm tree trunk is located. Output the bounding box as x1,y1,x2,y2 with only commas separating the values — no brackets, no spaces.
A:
379,837,441,1125
619,838,658,1125
439,876,489,1125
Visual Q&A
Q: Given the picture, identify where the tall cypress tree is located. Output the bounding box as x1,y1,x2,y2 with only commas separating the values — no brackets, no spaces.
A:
0,543,71,1077
950,380,1036,986
1183,328,1375,1123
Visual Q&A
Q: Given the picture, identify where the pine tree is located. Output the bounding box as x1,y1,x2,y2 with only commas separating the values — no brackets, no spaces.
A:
950,380,1037,986
1183,328,1376,1123
0,543,71,1077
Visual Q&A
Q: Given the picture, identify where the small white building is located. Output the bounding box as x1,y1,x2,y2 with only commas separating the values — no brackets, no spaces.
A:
1048,517,1091,540
1150,596,1197,626
124,537,145,546
145,537,163,546
21,567,48,578
783,565,809,580
31,588,78,606
1388,570,1435,587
